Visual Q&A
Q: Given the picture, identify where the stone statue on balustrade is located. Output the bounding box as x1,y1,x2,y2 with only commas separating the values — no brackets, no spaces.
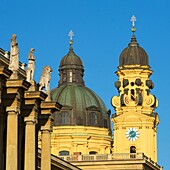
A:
38,66,53,101
9,34,19,71
26,48,36,82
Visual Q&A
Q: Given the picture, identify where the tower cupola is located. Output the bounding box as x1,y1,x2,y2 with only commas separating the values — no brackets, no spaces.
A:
119,35,149,67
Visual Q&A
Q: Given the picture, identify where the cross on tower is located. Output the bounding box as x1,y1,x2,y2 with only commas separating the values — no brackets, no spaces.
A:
68,30,74,40
130,15,136,27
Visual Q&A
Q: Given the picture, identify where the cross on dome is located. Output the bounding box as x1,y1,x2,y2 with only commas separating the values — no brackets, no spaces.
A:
68,30,74,40
130,15,136,27
130,15,136,33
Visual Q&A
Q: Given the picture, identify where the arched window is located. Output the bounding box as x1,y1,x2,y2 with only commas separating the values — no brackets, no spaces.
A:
89,151,97,155
59,150,70,156
130,146,136,153
130,146,136,158
61,112,70,125
89,112,98,126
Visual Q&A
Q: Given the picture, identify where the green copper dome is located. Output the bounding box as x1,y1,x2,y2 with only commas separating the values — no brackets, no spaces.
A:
51,41,111,129
51,84,110,128
119,35,149,67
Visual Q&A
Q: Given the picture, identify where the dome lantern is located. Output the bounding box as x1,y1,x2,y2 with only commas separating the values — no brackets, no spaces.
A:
58,30,85,86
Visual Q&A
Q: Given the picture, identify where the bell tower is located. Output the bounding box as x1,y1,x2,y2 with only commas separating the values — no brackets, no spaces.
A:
111,16,159,162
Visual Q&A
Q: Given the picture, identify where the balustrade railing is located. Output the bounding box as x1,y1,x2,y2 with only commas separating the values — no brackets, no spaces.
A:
58,153,161,169
59,153,143,162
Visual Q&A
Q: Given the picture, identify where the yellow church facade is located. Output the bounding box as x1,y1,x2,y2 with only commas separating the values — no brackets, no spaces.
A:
0,16,163,170
47,20,161,169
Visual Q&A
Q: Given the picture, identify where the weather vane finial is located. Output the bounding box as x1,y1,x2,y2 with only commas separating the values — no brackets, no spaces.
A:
130,15,136,33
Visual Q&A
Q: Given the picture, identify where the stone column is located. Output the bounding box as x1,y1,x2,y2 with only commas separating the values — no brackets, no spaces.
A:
6,111,18,170
41,129,51,170
0,66,12,170
5,79,30,170
24,120,36,170
23,91,47,170
18,116,25,170
0,98,5,170
40,101,61,170
0,111,6,170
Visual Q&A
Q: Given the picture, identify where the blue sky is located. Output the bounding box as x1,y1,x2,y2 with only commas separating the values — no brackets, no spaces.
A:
1,0,169,169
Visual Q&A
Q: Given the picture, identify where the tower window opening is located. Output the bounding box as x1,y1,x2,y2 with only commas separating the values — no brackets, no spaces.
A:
131,89,135,101
68,71,73,82
131,82,134,86
62,73,66,82
75,72,79,82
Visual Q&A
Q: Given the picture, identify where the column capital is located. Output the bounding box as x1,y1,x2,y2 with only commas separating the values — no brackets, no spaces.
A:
39,101,62,132
40,101,62,114
24,91,47,103
6,79,30,92
24,119,37,125
7,111,18,115
23,91,48,123
41,128,51,133
4,80,30,114
24,116,38,124
39,115,53,132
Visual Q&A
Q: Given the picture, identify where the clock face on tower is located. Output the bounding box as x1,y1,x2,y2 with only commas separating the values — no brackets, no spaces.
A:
125,128,140,141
